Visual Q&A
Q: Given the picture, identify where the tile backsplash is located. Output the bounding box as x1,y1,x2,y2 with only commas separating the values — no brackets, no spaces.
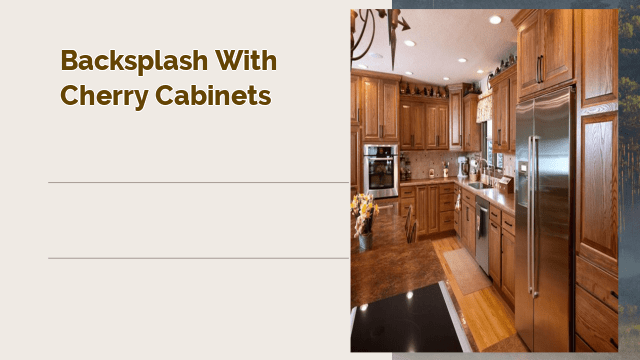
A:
403,150,477,179
403,151,516,180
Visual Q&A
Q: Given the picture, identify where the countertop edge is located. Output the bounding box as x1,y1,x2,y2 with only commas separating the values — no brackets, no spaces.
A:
399,178,515,216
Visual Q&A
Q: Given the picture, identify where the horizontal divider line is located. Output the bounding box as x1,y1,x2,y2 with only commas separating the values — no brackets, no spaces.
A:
48,182,349,184
49,257,349,260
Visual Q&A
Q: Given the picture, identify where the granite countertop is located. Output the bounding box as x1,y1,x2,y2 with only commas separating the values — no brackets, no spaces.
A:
400,177,516,216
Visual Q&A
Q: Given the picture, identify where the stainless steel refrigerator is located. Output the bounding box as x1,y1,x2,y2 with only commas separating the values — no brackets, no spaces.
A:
515,87,575,352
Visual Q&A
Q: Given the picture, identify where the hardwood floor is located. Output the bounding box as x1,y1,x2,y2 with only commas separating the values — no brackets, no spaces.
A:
432,235,517,352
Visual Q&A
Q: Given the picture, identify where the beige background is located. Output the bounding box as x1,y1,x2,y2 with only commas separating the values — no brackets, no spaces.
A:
0,0,390,359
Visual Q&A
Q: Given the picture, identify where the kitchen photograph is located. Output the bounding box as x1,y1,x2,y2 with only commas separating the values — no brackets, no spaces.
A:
350,9,619,353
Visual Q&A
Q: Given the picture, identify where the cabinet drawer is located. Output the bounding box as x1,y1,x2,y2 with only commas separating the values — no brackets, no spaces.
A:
502,212,515,235
400,186,416,198
576,256,618,311
400,198,415,218
440,210,454,231
461,188,474,205
489,205,502,224
576,286,618,352
439,183,454,194
439,194,455,211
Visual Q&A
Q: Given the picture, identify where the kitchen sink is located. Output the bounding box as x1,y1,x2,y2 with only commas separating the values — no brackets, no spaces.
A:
468,182,492,190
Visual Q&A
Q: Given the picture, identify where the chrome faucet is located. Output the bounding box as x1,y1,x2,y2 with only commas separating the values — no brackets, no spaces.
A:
477,158,495,187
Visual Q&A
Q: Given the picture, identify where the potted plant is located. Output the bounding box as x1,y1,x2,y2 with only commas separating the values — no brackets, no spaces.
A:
350,194,380,250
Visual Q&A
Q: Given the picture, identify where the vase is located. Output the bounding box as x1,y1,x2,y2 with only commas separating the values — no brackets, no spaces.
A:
359,233,373,251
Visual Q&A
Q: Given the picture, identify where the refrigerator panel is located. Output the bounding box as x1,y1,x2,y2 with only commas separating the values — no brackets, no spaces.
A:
515,98,535,351
531,87,574,352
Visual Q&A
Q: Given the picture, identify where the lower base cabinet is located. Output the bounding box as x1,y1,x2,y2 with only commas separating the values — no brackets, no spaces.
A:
489,220,501,287
501,229,516,306
401,183,455,238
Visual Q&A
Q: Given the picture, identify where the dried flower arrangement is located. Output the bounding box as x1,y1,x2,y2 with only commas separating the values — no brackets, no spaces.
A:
350,193,380,237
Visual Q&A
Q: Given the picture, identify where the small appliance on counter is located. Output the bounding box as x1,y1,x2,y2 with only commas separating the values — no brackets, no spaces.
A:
497,175,514,194
443,161,449,177
457,156,468,178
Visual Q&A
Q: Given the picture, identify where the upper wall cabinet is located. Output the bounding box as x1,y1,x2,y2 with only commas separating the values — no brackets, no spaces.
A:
448,83,470,151
489,65,517,153
351,75,361,126
362,76,399,142
426,103,449,150
463,93,481,152
400,101,426,150
578,9,618,109
513,9,574,101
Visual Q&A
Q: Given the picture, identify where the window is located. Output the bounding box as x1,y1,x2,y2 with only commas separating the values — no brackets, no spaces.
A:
483,120,503,170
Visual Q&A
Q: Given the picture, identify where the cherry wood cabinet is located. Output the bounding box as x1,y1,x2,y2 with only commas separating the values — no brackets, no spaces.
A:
417,185,427,236
490,65,516,153
501,229,516,306
400,101,425,150
579,9,618,109
426,104,449,150
513,9,574,101
350,124,361,198
489,220,501,287
577,112,618,276
427,185,439,234
461,199,475,257
351,75,361,125
463,93,481,152
362,76,399,142
448,84,470,151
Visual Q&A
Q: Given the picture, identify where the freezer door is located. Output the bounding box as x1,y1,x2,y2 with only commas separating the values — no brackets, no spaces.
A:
515,98,535,351
530,87,573,352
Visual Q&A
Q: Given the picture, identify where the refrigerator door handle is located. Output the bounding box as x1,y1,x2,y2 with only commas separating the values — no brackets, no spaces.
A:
532,135,540,299
527,136,532,295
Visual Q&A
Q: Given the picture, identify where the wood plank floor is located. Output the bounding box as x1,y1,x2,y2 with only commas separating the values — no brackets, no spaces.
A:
431,235,517,351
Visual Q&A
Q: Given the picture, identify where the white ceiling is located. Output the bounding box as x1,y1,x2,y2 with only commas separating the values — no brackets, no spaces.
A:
352,9,519,86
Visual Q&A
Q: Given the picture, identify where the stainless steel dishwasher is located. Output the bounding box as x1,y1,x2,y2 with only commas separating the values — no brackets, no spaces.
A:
475,196,489,275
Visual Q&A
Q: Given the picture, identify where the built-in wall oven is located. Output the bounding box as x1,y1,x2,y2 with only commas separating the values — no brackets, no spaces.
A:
363,144,399,199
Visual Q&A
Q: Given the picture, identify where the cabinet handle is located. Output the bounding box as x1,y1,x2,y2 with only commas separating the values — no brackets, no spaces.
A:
505,221,512,227
498,129,501,146
539,55,544,83
444,202,451,204
466,207,469,221
379,125,383,138
459,134,462,146
491,212,498,217
357,108,360,123
536,56,540,83
611,290,618,299
610,338,618,349
491,222,498,229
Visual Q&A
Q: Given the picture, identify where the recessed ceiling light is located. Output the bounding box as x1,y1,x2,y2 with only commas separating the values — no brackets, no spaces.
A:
404,40,416,47
369,53,383,59
477,69,484,74
405,71,413,75
407,291,414,299
360,304,368,311
358,64,368,69
458,58,467,63
443,77,450,81
490,15,502,25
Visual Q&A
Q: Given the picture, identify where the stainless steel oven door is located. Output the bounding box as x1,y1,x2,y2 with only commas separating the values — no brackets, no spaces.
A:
363,144,398,199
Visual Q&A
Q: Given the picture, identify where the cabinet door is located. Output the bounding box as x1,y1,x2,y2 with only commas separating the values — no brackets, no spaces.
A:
509,74,517,152
497,80,510,151
578,112,618,275
437,105,449,149
417,186,428,236
492,81,502,151
427,185,439,234
449,90,463,150
351,75,361,125
461,202,469,249
400,103,413,150
540,9,574,89
489,220,502,286
467,203,476,257
380,79,399,141
463,96,481,152
502,229,516,305
580,9,618,109
362,77,380,140
413,103,426,149
425,104,437,149
517,11,542,98
350,125,361,197
454,209,460,236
